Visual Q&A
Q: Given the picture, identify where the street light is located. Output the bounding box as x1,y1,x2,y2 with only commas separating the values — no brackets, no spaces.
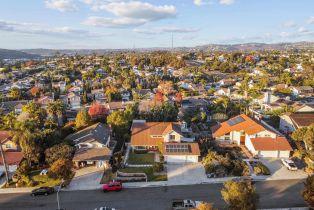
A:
57,179,65,210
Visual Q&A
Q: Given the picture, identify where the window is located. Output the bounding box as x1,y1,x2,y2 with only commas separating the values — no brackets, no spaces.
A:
5,144,12,149
169,135,176,140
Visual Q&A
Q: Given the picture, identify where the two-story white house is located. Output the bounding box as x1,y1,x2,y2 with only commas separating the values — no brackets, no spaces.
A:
66,123,115,168
130,120,199,163
211,114,292,158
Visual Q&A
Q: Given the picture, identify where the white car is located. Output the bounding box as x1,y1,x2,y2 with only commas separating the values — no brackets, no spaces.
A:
281,159,298,171
94,208,116,210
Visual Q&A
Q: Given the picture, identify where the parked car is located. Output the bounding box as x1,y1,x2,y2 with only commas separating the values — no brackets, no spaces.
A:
31,187,55,196
102,182,122,192
0,171,4,177
94,208,116,210
171,199,202,210
281,159,298,171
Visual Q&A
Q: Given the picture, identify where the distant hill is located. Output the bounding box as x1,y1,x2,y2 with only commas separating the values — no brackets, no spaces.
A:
19,41,314,56
193,42,314,52
0,49,41,60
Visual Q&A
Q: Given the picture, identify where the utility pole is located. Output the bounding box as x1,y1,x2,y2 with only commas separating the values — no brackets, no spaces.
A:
0,138,9,186
57,179,65,210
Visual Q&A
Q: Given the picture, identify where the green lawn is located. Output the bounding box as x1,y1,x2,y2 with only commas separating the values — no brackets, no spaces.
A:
127,152,155,165
119,167,167,182
29,170,62,187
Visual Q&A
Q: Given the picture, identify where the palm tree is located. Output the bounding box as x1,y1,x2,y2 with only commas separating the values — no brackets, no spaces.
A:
55,100,66,127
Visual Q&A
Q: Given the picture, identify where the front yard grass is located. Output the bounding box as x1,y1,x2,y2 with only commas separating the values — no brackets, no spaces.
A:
128,152,155,165
29,170,62,187
119,167,167,181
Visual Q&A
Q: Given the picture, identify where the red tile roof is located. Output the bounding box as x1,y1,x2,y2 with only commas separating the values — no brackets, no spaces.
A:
211,114,267,137
0,131,11,143
250,137,292,151
0,151,23,165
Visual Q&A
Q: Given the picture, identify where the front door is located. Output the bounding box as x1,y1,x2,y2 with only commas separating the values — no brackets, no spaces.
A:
240,134,245,145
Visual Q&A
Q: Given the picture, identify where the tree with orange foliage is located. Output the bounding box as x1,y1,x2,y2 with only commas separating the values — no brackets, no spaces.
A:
88,102,109,119
154,91,164,103
175,92,183,104
30,87,40,97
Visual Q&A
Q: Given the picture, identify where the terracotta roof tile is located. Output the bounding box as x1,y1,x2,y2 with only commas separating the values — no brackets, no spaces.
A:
0,131,11,143
0,151,23,165
131,122,182,146
211,114,266,137
250,137,292,151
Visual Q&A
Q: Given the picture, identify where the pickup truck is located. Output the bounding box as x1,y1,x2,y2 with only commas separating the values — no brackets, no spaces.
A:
171,199,202,210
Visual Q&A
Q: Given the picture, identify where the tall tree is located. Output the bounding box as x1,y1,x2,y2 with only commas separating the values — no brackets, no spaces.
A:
75,110,91,129
302,175,314,208
221,180,258,210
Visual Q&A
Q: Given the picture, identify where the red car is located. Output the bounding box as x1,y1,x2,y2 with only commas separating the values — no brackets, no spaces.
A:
102,182,122,192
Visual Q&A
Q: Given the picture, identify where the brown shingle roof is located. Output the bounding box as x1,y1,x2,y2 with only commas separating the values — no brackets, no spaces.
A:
73,147,112,161
289,113,314,128
250,137,292,151
211,114,266,137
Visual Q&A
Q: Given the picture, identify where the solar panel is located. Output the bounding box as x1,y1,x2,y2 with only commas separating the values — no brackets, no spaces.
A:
165,144,191,153
226,116,245,126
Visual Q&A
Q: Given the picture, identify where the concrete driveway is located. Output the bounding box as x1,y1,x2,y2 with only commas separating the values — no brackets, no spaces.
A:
166,163,207,185
67,167,104,190
260,158,308,180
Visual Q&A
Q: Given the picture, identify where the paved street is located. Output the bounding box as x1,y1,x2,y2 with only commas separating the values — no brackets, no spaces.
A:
0,179,307,210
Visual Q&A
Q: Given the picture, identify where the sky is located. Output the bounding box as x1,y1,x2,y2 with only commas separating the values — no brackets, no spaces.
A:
0,0,313,49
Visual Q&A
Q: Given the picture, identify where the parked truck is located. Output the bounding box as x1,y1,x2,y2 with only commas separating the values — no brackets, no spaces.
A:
171,199,202,210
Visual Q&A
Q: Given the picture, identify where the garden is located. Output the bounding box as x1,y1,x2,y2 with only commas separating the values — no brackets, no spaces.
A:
202,150,250,177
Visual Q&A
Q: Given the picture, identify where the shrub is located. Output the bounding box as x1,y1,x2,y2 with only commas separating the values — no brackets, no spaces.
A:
48,159,73,179
16,160,31,176
134,149,148,154
16,175,32,187
153,162,164,173
254,163,270,175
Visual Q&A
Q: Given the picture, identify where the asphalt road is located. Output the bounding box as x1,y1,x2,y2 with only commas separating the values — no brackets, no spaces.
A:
0,179,307,210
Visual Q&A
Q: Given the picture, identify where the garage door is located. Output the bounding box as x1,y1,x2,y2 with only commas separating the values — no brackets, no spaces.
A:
166,155,198,163
258,150,290,158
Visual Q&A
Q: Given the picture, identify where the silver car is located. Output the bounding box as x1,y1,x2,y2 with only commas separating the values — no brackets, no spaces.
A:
281,159,298,171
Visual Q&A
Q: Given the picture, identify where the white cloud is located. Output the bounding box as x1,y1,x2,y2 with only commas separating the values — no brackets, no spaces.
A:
219,0,235,5
83,1,176,27
307,16,314,24
283,21,297,28
134,26,199,34
280,28,314,38
45,0,77,12
0,20,103,38
193,0,234,6
104,1,176,20
82,16,146,27
193,0,206,6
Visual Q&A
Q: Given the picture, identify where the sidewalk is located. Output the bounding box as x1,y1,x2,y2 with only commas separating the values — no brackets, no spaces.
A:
0,187,36,194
